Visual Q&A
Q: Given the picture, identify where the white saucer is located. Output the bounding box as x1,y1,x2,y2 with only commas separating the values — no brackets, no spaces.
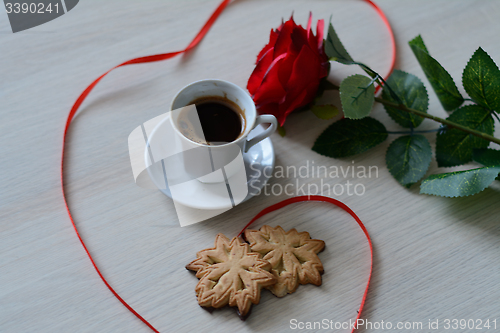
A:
145,114,275,210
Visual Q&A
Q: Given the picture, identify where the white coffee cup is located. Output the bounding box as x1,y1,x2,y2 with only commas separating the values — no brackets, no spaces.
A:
170,79,277,183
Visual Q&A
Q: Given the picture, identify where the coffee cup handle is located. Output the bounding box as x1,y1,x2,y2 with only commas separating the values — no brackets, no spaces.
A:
244,114,278,153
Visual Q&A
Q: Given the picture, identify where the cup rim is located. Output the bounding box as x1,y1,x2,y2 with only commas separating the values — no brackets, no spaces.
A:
169,79,257,148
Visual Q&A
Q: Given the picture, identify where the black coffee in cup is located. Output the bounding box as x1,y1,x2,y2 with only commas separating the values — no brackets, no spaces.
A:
177,96,246,145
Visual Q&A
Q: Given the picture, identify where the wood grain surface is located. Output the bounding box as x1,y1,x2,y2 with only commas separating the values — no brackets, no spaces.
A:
1,1,499,332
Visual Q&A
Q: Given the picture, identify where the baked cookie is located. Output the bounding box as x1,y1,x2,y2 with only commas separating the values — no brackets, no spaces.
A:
186,234,276,318
244,225,325,297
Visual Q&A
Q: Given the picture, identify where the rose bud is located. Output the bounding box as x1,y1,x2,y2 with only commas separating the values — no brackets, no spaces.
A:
247,15,330,126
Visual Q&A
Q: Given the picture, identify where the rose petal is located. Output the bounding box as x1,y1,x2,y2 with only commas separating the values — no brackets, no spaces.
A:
252,57,287,105
290,24,309,51
278,89,308,125
318,48,330,79
247,48,274,95
307,30,319,54
286,44,321,94
316,19,324,48
319,58,330,78
273,19,295,58
306,12,312,38
277,45,322,118
277,47,298,88
256,29,279,64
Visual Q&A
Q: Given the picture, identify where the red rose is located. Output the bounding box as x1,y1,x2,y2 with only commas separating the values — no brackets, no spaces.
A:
247,15,330,126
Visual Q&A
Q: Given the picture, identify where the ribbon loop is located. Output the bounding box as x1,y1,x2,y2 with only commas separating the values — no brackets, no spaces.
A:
238,195,372,333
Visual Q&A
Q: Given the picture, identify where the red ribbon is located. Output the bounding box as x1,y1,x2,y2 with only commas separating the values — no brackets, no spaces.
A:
364,0,396,94
61,1,231,332
61,1,393,332
237,195,372,333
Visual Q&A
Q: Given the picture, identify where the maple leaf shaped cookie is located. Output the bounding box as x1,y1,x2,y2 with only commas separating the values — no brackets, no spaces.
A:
244,225,325,297
186,234,276,318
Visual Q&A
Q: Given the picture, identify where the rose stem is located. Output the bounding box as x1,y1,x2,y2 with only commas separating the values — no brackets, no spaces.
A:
374,97,500,145
327,83,500,146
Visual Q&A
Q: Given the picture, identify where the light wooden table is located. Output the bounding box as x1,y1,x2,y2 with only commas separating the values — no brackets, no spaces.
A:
1,1,499,332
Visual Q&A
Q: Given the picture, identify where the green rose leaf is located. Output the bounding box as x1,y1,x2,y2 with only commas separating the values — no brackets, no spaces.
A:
382,70,429,128
311,104,339,120
277,125,286,137
436,105,494,167
408,34,429,53
462,47,500,112
473,148,500,166
324,22,354,64
312,117,388,158
473,149,500,181
409,35,464,111
386,135,432,188
420,166,500,197
340,74,375,119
